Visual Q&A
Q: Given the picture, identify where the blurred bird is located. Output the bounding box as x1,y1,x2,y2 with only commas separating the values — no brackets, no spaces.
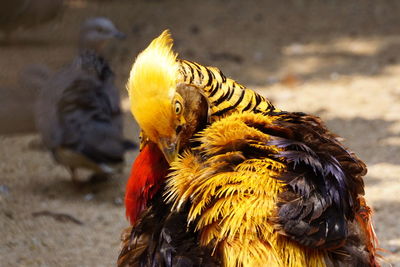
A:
35,17,135,183
118,31,380,266
0,0,64,42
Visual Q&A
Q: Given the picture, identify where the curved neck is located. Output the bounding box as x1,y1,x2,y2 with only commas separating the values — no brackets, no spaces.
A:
178,59,278,120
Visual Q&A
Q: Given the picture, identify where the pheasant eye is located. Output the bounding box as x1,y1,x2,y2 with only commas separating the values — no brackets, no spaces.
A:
174,101,182,115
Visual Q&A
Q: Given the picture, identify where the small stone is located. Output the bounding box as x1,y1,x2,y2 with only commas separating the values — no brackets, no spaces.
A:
189,25,200,35
387,56,397,64
253,51,264,62
266,76,279,85
0,184,10,195
84,193,94,201
388,245,400,253
287,43,304,55
4,210,13,219
113,197,123,206
330,72,340,81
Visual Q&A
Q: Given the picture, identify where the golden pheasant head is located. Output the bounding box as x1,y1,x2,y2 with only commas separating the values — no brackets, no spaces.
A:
127,30,205,163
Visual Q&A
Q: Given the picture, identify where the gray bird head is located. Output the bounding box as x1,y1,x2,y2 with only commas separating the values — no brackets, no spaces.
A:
79,17,126,54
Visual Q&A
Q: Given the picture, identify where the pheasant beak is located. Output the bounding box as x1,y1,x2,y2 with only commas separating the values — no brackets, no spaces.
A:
114,31,127,40
158,136,180,163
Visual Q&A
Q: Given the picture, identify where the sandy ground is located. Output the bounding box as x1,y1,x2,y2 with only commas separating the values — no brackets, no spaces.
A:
1,0,400,266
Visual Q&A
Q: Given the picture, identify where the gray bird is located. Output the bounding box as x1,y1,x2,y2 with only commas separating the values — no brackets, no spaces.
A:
35,17,135,183
0,0,64,41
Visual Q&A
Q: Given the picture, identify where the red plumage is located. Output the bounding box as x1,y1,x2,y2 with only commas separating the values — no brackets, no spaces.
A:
125,142,169,225
356,197,381,267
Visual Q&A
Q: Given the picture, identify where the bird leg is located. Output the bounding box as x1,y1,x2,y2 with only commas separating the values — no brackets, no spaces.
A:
89,173,109,184
69,168,79,184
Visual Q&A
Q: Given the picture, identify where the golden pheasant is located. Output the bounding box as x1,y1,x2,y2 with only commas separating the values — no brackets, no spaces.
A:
118,30,380,267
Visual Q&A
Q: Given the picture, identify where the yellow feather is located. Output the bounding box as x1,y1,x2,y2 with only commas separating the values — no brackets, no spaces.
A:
165,112,327,267
127,29,179,140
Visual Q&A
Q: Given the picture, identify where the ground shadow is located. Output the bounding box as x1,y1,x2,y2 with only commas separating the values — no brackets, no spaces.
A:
134,0,400,84
325,117,400,165
24,170,129,207
369,200,400,258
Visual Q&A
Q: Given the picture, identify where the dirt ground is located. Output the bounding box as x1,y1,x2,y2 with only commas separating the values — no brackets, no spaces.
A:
1,0,400,266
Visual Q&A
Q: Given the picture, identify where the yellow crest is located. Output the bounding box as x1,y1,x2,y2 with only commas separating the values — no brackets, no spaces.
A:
127,30,179,139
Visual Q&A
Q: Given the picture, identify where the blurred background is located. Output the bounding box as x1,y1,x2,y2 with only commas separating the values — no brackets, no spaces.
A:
0,0,399,266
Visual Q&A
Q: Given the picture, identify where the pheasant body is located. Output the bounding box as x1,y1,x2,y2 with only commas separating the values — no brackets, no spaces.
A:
119,30,380,267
